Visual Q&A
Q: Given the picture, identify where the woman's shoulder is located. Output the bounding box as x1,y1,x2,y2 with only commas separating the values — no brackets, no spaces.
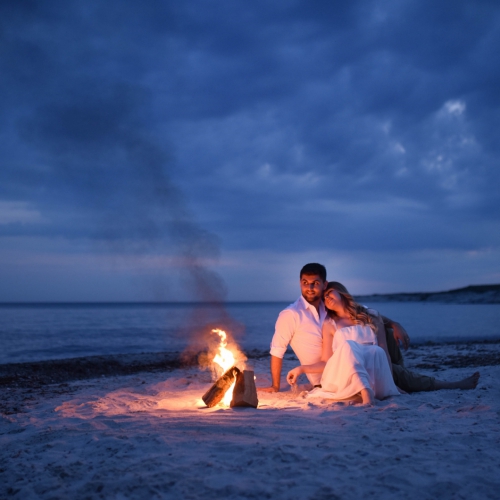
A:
329,316,340,328
322,316,337,332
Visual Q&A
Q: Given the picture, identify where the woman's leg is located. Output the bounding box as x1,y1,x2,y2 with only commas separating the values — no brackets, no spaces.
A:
360,387,375,405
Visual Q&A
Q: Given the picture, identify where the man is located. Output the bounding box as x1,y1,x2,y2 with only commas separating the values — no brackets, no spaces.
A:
260,263,328,392
259,263,479,393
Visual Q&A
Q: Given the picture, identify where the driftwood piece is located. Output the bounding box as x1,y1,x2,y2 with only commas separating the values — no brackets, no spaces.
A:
230,370,258,408
202,366,241,407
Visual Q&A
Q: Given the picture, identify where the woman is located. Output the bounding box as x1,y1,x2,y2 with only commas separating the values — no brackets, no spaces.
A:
287,282,402,405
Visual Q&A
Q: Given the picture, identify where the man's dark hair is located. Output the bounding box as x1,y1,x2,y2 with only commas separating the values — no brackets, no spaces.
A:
300,263,327,282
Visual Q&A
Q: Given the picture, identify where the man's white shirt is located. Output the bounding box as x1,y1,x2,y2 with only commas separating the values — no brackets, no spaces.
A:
270,295,327,386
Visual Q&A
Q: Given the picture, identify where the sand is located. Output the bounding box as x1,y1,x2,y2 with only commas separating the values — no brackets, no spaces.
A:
1,342,500,499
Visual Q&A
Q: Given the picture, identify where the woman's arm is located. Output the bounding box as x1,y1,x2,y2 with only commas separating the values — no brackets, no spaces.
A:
321,319,335,362
286,361,326,385
286,319,335,385
373,315,393,376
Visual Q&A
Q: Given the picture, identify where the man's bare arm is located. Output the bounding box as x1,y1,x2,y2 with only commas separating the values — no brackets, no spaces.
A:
381,315,410,350
258,355,283,392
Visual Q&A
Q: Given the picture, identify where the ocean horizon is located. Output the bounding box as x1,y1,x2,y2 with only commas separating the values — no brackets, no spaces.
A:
1,301,500,365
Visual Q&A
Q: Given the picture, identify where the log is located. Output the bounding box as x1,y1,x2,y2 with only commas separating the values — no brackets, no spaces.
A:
202,366,240,407
230,370,258,408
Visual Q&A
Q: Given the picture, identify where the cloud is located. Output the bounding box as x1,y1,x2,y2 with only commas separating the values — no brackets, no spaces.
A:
0,0,499,299
0,201,44,225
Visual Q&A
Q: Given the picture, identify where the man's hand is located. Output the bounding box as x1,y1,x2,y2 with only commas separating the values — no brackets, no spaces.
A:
257,385,280,393
392,322,410,350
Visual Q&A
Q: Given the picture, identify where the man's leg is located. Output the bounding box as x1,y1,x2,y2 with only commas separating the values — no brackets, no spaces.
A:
432,373,480,390
385,326,439,391
392,364,435,392
392,364,480,392
385,324,480,392
385,326,404,366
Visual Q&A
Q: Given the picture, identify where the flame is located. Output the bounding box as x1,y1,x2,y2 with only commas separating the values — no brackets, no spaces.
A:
212,329,235,372
211,328,236,407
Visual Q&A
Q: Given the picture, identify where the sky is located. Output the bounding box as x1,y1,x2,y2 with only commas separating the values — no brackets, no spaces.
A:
1,0,500,302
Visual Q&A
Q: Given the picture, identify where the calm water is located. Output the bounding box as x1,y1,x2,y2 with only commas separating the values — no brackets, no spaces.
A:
1,301,499,364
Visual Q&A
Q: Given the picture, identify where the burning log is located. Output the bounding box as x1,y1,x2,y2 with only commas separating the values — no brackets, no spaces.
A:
230,370,258,408
202,366,241,408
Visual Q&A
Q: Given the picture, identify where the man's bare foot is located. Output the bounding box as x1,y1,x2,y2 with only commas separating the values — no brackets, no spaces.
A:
434,372,480,390
457,372,480,389
360,388,375,406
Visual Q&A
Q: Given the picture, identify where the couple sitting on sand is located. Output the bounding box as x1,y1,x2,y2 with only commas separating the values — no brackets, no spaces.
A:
260,263,480,405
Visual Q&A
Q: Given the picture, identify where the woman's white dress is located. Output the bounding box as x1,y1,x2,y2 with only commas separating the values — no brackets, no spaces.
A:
308,320,400,401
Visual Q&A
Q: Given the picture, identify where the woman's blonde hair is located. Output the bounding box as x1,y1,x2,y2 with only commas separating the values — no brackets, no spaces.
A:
325,281,376,330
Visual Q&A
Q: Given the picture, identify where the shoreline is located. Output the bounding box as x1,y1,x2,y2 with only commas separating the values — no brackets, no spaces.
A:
2,339,500,390
355,284,500,304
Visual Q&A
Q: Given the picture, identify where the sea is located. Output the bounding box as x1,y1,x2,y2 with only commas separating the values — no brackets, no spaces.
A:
1,301,500,365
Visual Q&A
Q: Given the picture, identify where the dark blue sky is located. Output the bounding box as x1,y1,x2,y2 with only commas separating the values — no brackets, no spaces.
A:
1,1,499,301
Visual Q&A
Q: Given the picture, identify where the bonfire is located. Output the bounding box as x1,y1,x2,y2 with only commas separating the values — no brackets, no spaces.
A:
202,329,258,408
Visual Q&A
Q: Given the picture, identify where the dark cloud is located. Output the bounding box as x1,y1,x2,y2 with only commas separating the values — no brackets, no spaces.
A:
0,0,234,310
0,0,499,299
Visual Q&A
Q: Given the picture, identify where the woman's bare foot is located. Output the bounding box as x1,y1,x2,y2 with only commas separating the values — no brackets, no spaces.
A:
360,388,375,406
434,372,480,390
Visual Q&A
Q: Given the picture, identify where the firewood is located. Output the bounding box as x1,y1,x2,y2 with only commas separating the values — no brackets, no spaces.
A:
202,366,240,407
230,370,258,408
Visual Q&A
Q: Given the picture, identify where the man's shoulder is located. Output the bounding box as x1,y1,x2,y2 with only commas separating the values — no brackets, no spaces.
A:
277,297,303,319
365,307,380,317
281,297,304,313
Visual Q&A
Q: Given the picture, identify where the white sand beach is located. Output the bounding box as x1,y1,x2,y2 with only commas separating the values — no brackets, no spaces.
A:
1,343,500,499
